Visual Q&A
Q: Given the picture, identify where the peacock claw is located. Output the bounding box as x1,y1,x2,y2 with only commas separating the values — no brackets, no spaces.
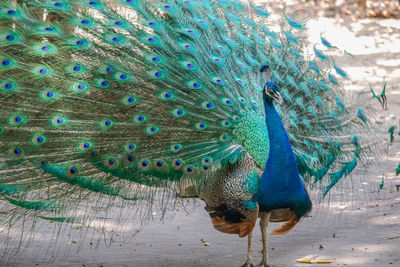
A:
257,260,270,267
241,260,256,267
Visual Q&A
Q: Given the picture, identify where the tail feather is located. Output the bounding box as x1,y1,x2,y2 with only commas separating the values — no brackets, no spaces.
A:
271,212,298,236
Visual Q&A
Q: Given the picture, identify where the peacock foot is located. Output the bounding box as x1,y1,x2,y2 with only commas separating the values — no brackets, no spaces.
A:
241,259,256,267
257,259,270,267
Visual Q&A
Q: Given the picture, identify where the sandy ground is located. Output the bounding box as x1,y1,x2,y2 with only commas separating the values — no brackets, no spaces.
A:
6,175,400,267
3,6,400,267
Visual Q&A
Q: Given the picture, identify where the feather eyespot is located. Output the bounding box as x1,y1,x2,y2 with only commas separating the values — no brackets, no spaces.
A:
184,28,197,36
235,77,246,86
125,0,136,5
50,116,67,127
138,160,151,171
154,160,168,171
69,39,88,48
8,115,26,126
98,65,115,74
114,72,130,81
212,77,225,85
96,79,109,88
357,110,367,123
172,159,184,170
144,36,159,45
162,4,172,11
221,97,233,106
180,42,195,52
172,107,186,118
4,34,15,41
251,99,259,107
194,122,208,131
184,165,197,175
104,157,118,168
237,96,247,105
219,135,230,142
99,119,114,130
32,135,46,145
232,115,240,121
221,120,231,127
1,59,11,66
79,141,93,151
201,101,214,110
158,91,174,100
37,159,49,167
6,9,16,15
66,166,79,178
0,80,16,91
32,65,51,75
40,90,58,100
122,95,138,106
126,155,135,163
66,63,86,74
170,144,182,153
70,81,89,93
181,61,195,70
124,143,137,152
10,147,23,157
145,125,160,135
132,114,147,124
202,157,212,165
188,80,202,89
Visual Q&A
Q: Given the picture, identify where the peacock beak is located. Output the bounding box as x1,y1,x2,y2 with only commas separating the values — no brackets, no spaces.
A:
265,88,283,105
274,92,283,105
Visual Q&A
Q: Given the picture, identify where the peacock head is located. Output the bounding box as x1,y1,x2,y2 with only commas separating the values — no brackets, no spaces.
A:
259,65,283,104
264,81,283,105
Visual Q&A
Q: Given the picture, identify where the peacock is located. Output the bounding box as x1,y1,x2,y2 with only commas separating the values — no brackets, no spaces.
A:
0,0,381,266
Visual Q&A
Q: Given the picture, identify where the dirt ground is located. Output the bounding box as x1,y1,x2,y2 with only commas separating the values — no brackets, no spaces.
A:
3,4,400,267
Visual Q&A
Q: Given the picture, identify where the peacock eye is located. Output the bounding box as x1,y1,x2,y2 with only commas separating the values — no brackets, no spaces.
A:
66,166,79,178
170,144,182,153
124,143,136,152
10,147,24,157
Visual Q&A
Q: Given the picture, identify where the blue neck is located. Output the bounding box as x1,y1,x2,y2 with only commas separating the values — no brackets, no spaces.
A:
253,95,311,218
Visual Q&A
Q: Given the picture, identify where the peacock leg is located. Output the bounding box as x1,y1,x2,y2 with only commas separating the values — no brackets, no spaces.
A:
241,230,255,267
258,212,272,267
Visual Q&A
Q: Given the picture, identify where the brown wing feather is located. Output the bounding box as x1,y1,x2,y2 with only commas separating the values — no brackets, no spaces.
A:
211,217,255,237
271,212,298,235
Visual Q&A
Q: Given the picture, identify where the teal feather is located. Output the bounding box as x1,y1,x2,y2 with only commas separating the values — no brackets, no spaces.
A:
4,197,60,211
